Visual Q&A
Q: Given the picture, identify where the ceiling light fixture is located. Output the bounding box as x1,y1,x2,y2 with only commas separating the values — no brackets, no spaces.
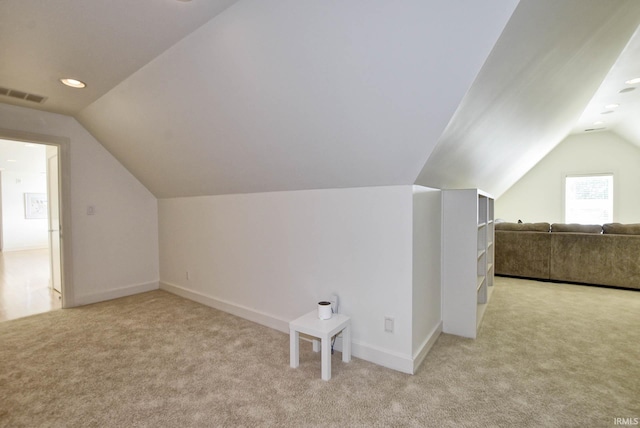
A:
60,78,86,88
625,77,640,85
600,111,614,115
619,87,635,93
7,159,17,162
593,121,604,125
604,103,619,109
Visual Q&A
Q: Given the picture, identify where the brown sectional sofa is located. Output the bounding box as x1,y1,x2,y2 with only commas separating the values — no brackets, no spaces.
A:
495,222,640,290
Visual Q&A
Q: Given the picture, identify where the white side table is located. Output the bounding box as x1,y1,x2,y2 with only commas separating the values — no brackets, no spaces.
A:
289,310,351,381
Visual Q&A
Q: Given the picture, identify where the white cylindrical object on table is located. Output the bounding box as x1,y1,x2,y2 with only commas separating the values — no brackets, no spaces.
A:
318,301,332,320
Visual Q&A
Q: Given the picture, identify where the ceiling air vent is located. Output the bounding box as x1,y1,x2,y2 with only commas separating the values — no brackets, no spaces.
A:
0,86,47,104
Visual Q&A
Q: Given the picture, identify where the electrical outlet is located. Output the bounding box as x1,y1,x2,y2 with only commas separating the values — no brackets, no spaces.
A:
384,317,394,333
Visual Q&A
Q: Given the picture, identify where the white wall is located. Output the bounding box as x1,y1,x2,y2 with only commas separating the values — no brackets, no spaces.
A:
0,103,159,305
159,185,424,372
496,131,640,224
411,186,442,371
1,168,48,251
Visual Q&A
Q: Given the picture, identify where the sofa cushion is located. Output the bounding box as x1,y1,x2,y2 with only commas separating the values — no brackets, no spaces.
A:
495,231,551,279
495,222,550,232
602,223,640,235
550,233,640,289
551,223,602,234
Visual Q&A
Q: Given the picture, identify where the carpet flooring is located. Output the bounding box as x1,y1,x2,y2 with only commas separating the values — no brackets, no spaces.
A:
1,277,639,427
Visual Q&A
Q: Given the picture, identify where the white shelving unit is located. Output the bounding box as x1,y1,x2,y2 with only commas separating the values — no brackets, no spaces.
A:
442,189,494,339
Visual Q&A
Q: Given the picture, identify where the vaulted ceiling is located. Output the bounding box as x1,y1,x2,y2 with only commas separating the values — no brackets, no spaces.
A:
416,0,640,196
1,0,639,199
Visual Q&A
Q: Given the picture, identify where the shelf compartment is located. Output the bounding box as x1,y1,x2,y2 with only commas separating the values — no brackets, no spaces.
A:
442,188,494,340
476,275,486,291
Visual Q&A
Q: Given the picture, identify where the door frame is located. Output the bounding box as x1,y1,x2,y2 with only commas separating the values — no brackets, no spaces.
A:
46,146,62,294
0,127,74,308
0,171,3,252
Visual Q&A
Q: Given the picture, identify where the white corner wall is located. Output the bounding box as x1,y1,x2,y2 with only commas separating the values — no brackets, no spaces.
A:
0,103,159,306
159,185,420,372
496,132,640,224
411,186,442,372
1,169,48,251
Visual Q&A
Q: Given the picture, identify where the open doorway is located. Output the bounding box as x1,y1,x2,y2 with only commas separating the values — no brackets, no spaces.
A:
0,138,62,321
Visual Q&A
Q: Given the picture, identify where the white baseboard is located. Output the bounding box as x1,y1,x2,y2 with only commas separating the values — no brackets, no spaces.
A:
352,340,415,374
160,282,290,334
412,321,443,373
75,280,159,306
160,281,419,374
2,245,49,252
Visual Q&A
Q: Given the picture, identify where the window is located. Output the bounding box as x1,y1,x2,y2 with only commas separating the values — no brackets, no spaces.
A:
565,174,613,224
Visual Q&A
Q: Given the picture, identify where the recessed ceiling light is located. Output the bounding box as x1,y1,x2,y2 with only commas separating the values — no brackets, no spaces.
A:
593,121,604,125
604,103,619,109
7,159,17,162
600,111,614,115
60,78,86,88
619,87,635,93
625,77,640,85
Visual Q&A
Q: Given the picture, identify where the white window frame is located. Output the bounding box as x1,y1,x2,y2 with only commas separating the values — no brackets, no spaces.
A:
563,173,614,225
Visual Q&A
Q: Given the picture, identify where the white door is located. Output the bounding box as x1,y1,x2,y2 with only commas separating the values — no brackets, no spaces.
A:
47,147,62,294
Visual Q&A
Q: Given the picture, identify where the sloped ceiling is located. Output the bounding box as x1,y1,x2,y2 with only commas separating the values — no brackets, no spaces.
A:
0,0,239,116
571,25,640,146
3,1,640,200
416,0,640,198
76,0,518,198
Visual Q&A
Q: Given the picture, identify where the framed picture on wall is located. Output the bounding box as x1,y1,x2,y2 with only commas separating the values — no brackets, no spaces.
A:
24,193,47,219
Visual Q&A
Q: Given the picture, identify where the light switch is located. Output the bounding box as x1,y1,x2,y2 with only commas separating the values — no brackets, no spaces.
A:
384,317,394,333
87,206,96,215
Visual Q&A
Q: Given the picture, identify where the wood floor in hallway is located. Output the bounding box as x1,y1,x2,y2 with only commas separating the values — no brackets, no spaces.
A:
0,249,61,322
